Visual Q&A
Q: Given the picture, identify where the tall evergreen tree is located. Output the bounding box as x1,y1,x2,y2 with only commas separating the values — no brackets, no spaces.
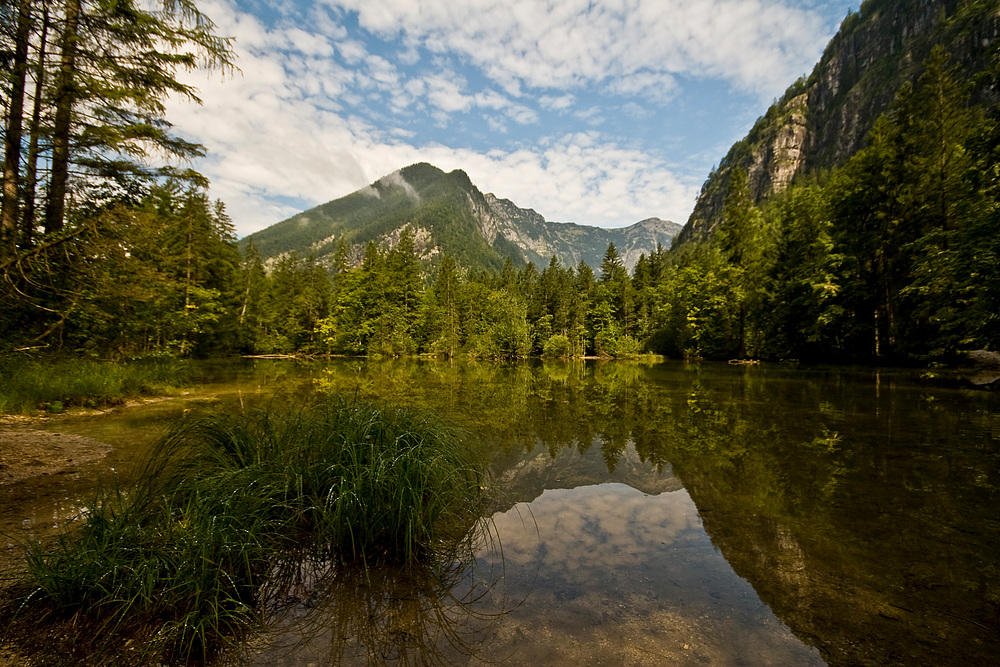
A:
762,186,842,359
425,254,462,357
0,0,233,350
714,167,763,357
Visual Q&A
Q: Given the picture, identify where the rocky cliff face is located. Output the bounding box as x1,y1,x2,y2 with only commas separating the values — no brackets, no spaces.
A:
245,163,681,273
675,0,1000,245
481,193,681,271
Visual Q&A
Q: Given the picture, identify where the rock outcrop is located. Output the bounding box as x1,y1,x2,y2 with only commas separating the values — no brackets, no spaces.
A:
674,0,1000,246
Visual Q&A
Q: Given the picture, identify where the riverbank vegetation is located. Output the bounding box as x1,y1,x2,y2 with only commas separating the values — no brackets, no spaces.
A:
0,356,191,414
1,398,490,664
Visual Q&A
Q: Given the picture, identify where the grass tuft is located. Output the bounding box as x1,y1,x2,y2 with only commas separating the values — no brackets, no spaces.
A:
1,397,490,665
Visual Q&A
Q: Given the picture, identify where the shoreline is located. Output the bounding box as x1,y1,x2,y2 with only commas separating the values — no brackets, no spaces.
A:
0,395,178,486
0,425,113,486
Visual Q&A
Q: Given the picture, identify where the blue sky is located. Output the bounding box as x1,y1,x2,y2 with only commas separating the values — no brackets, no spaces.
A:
166,0,859,237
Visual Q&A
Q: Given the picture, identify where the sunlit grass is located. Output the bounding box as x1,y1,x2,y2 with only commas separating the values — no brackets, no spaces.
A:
0,357,190,414
1,397,491,665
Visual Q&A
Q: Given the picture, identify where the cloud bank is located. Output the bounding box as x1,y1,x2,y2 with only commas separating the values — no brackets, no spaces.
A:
164,0,844,237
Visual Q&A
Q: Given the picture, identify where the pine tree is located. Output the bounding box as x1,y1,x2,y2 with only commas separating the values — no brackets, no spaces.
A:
599,243,626,284
0,0,233,350
714,167,762,357
427,254,462,357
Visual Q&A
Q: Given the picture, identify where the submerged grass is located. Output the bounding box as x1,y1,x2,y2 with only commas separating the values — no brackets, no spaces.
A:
1,397,491,665
0,356,190,413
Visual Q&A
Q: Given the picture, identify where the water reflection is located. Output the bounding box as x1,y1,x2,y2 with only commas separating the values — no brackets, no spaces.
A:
312,358,1000,666
5,358,998,666
238,555,507,667
478,484,824,666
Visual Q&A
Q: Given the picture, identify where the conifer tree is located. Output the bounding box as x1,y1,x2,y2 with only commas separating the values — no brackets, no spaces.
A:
0,0,233,350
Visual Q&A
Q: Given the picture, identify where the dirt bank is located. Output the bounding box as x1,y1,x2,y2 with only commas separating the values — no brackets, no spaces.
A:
0,423,112,486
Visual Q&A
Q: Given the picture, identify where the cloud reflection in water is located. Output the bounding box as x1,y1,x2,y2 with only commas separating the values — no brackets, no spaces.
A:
477,483,825,666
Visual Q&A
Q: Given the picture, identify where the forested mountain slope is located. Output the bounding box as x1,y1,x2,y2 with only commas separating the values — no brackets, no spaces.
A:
652,0,1000,364
241,163,680,272
675,0,1000,244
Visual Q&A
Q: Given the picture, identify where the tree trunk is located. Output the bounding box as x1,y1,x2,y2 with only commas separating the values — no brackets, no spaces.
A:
1,0,32,247
44,0,81,235
22,2,50,247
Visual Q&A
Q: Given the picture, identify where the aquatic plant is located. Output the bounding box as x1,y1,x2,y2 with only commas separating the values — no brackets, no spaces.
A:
1,397,490,665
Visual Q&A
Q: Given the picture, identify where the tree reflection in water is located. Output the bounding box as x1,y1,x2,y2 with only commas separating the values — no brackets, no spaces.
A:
306,358,1000,667
16,357,992,666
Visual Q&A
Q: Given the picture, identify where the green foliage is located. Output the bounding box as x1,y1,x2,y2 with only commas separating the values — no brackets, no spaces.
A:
0,356,189,414
0,182,242,357
7,397,490,663
759,185,844,359
464,290,532,360
542,334,572,358
0,0,234,260
648,244,743,359
259,253,331,354
655,47,1000,363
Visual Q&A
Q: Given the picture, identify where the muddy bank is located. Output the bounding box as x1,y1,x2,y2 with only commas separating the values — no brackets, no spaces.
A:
0,425,112,486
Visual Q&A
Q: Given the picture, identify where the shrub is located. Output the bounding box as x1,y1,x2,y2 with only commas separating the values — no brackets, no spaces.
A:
542,334,572,358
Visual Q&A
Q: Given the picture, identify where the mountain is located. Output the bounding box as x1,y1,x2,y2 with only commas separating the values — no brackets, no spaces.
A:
240,162,680,273
674,0,1000,245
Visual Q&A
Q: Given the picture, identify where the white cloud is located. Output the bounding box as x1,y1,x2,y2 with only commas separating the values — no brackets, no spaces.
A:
377,170,421,203
425,71,473,113
574,106,605,125
161,0,828,237
539,94,576,112
171,36,698,236
323,0,833,100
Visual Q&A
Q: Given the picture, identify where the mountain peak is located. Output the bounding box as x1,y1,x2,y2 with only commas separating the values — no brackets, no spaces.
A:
242,165,680,273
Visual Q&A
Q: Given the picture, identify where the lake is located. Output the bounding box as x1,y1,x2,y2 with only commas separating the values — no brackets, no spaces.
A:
3,358,998,666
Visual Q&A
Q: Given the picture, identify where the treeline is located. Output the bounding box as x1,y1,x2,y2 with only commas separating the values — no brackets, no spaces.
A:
0,178,661,359
240,230,657,359
659,47,1000,363
3,6,997,366
284,48,998,364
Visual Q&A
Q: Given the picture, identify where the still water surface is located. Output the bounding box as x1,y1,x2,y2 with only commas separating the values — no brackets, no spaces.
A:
3,359,998,666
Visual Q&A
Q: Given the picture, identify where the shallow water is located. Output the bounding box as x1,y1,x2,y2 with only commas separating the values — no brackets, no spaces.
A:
3,358,998,666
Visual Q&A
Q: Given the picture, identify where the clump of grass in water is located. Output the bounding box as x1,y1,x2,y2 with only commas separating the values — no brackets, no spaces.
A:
1,397,491,665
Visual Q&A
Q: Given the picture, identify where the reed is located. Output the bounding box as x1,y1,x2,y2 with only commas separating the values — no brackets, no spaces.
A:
3,397,490,665
0,356,189,413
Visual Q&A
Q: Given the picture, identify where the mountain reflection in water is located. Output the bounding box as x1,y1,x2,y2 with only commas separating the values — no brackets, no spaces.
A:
7,358,997,666
478,482,824,666
290,358,1000,667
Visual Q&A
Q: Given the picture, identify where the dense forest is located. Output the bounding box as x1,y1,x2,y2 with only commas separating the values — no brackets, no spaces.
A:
666,46,1000,363
1,0,998,363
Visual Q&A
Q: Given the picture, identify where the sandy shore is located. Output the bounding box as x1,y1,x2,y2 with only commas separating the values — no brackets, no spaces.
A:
0,419,114,666
0,421,113,486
